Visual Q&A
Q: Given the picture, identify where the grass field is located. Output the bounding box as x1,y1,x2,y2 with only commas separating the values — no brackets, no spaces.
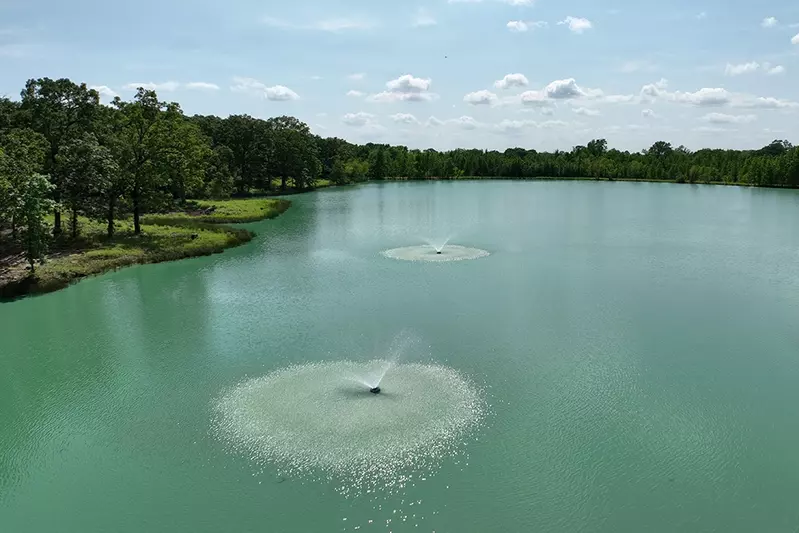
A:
1,198,292,300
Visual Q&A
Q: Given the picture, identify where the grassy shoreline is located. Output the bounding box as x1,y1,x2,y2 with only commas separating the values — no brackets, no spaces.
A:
0,198,291,302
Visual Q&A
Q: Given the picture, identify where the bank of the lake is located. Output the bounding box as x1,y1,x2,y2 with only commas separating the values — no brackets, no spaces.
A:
0,198,290,301
381,175,799,189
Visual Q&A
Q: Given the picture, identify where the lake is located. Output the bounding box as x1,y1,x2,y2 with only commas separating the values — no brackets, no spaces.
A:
2,180,799,532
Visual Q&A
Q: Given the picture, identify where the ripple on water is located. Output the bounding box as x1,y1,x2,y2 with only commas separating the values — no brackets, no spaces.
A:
212,361,486,495
381,245,490,263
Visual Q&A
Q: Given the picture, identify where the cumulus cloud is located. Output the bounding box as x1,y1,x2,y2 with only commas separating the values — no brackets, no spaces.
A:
231,77,299,100
463,90,498,105
369,74,436,103
347,90,365,97
640,79,730,106
390,113,421,125
413,8,437,27
495,119,569,134
558,16,592,34
506,20,546,32
519,90,548,106
450,116,480,130
494,73,529,90
761,17,778,28
186,82,220,91
703,113,757,124
342,112,378,127
725,62,760,76
90,85,118,99
124,81,179,92
425,116,445,127
792,33,799,44
641,78,799,109
573,107,600,116
767,65,786,75
545,78,598,99
265,85,299,101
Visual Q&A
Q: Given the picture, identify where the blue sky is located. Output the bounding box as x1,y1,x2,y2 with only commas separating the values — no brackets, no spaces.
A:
1,0,798,151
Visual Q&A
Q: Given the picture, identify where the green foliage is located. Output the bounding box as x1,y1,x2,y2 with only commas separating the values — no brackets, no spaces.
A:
18,173,55,271
143,198,291,224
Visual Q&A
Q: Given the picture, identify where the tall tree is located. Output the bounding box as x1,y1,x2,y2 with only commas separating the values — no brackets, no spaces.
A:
57,134,119,238
20,78,100,234
18,173,55,271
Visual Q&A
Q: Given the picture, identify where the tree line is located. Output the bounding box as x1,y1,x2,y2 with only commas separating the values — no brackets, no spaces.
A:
2,77,798,269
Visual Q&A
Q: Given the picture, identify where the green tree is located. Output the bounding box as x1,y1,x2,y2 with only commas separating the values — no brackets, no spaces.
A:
20,78,100,234
57,134,119,238
18,173,55,271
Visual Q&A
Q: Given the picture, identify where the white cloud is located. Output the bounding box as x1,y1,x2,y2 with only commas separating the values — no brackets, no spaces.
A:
725,62,759,76
346,90,365,97
703,113,757,124
425,116,445,127
558,16,592,34
90,85,119,99
310,75,323,81
735,97,799,109
767,65,785,75
464,90,498,105
604,94,636,103
348,73,366,81
0,43,30,58
545,78,598,99
761,17,778,28
230,77,266,94
390,113,421,125
539,107,555,116
124,81,180,92
573,107,600,116
413,8,437,27
186,82,220,91
265,85,299,101
641,109,659,119
520,90,548,106
495,119,569,134
263,16,376,32
369,74,436,103
342,112,378,127
450,116,480,130
494,73,529,90
506,20,546,32
640,79,730,106
792,33,799,45
231,78,298,101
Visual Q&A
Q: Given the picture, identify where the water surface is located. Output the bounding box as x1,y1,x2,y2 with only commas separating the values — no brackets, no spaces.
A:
2,181,799,532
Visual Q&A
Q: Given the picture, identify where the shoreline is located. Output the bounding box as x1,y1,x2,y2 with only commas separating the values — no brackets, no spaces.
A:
0,198,291,302
378,176,799,189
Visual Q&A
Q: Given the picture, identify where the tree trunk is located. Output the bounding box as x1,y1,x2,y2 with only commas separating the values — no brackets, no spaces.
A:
71,209,78,239
11,216,16,241
107,197,115,238
281,176,287,191
53,209,62,236
133,188,141,235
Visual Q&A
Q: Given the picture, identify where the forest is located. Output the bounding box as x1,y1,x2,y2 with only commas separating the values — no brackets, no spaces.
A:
1,77,799,269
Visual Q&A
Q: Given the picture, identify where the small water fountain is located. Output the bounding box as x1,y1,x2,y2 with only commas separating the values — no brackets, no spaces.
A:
212,337,487,496
382,238,490,262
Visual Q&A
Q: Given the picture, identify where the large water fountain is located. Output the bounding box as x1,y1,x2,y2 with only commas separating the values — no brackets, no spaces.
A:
213,357,485,495
382,237,489,262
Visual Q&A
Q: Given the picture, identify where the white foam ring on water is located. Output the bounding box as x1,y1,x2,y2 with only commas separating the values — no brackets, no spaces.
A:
213,361,486,496
382,245,490,262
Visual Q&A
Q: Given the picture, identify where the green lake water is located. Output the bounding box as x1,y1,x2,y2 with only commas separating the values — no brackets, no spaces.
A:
2,181,799,532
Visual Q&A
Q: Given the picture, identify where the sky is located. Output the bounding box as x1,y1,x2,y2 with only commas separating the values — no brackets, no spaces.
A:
1,0,799,152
